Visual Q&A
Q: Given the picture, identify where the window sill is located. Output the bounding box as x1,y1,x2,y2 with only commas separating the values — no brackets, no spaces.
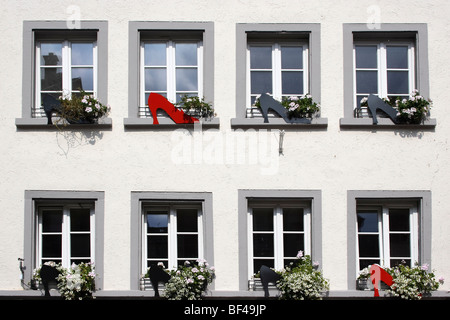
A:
230,117,328,129
339,117,437,129
123,117,220,129
15,117,113,130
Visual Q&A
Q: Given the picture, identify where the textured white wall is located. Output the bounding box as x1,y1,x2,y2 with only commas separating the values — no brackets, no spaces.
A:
0,0,449,292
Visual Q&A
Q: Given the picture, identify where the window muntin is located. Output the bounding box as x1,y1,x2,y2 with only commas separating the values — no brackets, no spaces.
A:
356,204,418,272
37,205,94,267
353,41,415,115
35,40,97,118
143,204,203,271
247,42,308,117
248,203,310,278
140,40,203,117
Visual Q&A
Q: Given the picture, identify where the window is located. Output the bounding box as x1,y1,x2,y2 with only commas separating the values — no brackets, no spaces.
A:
248,202,311,276
232,24,325,127
238,190,322,290
17,21,108,127
143,204,202,270
347,190,432,290
354,42,415,117
125,22,215,127
247,42,308,118
130,191,214,290
357,204,418,270
23,191,105,290
140,39,203,117
341,23,434,127
35,40,97,118
37,204,94,267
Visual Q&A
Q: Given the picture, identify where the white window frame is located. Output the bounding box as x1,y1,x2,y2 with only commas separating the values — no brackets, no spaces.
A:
139,40,203,117
142,204,203,273
246,41,309,117
247,202,311,279
35,40,98,118
36,204,95,268
353,41,415,111
356,202,419,274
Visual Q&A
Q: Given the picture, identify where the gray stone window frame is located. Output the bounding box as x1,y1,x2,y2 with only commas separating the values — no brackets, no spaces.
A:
125,21,218,128
23,190,105,291
340,23,436,129
232,23,327,129
238,189,323,291
130,191,214,291
16,21,110,129
347,190,432,290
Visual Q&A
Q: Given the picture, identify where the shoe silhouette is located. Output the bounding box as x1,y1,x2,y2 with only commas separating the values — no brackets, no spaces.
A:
148,92,199,125
367,94,398,125
258,93,310,124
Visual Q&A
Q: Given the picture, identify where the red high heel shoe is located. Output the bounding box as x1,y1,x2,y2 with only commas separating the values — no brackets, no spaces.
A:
148,92,199,125
370,264,393,297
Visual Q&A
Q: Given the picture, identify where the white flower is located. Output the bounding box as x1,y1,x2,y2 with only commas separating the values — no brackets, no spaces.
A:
85,107,93,113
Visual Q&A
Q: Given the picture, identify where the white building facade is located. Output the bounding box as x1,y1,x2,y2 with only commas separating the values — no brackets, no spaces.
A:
1,0,449,298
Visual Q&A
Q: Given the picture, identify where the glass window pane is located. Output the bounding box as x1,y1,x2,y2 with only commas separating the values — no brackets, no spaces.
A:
175,43,197,66
253,208,273,231
72,68,93,91
390,234,410,257
360,259,380,270
176,68,198,91
177,209,198,232
148,260,168,268
42,210,62,232
387,71,409,94
144,43,166,66
145,68,167,91
355,45,377,69
281,46,303,69
253,259,274,274
250,46,272,69
357,211,378,232
387,46,408,69
283,234,304,257
40,43,62,66
70,234,91,257
283,208,303,231
42,235,62,258
71,43,93,65
70,209,90,232
389,209,410,231
148,235,168,258
358,234,379,257
41,93,62,110
356,70,378,93
253,234,274,257
41,67,62,91
177,234,198,258
251,71,272,95
282,71,303,95
147,212,168,233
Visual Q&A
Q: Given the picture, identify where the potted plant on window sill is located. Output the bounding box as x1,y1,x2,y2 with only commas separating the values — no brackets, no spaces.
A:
176,94,216,121
358,89,432,125
276,251,329,300
53,90,110,127
32,261,96,300
254,93,320,124
356,267,372,290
